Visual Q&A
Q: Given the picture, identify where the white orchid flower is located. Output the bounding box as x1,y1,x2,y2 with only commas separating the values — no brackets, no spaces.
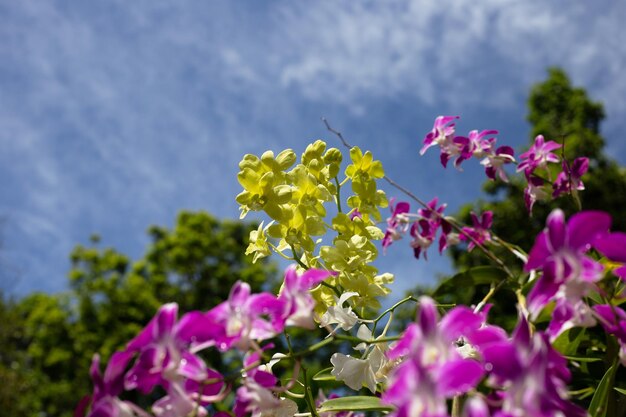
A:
319,292,359,332
330,346,385,393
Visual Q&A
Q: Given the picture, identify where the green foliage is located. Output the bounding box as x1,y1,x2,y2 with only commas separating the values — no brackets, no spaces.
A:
0,293,35,417
141,211,274,310
1,211,276,417
317,396,393,413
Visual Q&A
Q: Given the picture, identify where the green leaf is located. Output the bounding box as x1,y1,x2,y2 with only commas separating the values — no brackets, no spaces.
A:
613,387,626,396
553,328,586,356
312,367,336,381
564,355,602,363
318,396,393,413
589,364,617,417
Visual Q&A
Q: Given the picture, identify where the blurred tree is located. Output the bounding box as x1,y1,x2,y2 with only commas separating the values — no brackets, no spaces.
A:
4,211,277,417
0,292,34,417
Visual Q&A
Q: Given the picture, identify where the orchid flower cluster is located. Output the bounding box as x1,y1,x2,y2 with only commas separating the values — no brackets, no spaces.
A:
421,116,589,214
420,116,515,182
79,267,333,417
381,197,493,259
80,116,626,417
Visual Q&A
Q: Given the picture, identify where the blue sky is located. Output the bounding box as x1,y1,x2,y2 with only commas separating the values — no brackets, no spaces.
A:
1,0,625,298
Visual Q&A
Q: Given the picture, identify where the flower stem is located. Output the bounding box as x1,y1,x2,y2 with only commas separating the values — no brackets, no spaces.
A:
301,367,320,417
372,295,419,325
290,244,310,270
334,176,343,213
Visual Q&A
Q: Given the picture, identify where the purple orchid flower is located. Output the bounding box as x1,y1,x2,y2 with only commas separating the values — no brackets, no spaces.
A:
417,197,446,222
418,198,454,254
383,297,484,417
382,199,411,252
552,157,589,198
349,208,362,220
472,316,586,417
460,211,493,252
206,281,286,351
524,176,548,215
279,266,333,329
124,303,220,395
481,146,515,182
151,367,226,417
524,209,611,335
594,231,626,280
517,135,562,178
233,350,297,417
420,115,460,156
84,352,147,417
458,130,499,163
410,219,437,260
594,304,626,365
420,116,469,169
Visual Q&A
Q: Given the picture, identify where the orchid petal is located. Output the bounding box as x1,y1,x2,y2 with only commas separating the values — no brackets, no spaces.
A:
595,232,626,263
155,303,178,340
103,351,133,396
546,209,566,250
418,297,439,338
464,397,490,417
525,230,550,270
436,359,484,396
179,352,208,381
176,311,219,348
388,323,419,360
567,211,611,251
527,275,560,315
439,306,482,341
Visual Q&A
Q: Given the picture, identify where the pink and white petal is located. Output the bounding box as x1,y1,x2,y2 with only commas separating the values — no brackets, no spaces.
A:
464,396,491,417
229,281,252,306
155,303,178,340
252,369,278,389
579,256,604,282
546,209,566,250
527,275,561,316
178,352,208,381
418,297,440,338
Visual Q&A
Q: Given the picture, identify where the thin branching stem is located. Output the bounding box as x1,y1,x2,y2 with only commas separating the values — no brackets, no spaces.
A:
290,244,310,270
372,295,419,324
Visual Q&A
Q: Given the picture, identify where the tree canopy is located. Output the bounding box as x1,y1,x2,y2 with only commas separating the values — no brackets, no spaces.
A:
0,211,276,417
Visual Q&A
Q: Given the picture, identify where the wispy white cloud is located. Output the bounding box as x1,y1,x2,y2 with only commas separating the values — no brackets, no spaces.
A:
271,0,626,130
